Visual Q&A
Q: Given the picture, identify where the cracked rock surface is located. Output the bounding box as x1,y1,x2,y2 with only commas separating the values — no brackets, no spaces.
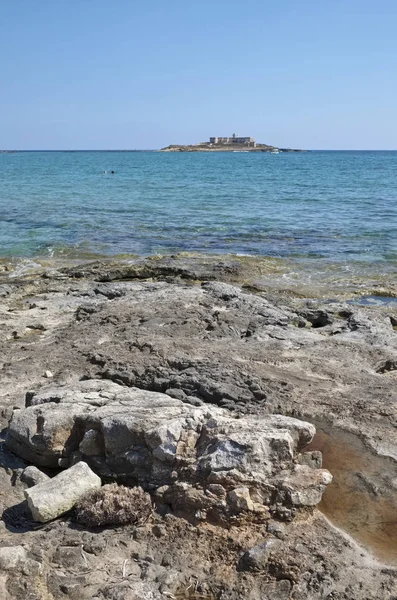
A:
0,255,396,599
7,380,331,524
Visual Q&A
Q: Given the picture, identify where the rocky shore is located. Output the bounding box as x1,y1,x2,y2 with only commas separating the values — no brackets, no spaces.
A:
0,254,396,599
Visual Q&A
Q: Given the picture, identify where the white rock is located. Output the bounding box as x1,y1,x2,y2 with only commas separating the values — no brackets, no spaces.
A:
0,546,27,570
25,461,101,522
44,370,53,378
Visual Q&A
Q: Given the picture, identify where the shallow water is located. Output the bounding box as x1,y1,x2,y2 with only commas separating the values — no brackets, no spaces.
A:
1,151,396,266
1,150,396,297
306,427,397,565
347,295,397,306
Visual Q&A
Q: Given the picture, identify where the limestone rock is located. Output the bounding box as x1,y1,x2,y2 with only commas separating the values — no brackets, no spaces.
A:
20,465,50,487
25,461,101,522
6,402,91,467
228,487,254,512
279,465,333,506
79,429,104,456
8,380,331,522
0,546,27,570
297,450,323,469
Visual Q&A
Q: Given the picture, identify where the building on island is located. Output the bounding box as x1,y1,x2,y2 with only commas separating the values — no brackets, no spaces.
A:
209,134,256,147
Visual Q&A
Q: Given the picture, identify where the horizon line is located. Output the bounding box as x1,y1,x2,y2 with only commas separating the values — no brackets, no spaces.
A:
2,148,397,152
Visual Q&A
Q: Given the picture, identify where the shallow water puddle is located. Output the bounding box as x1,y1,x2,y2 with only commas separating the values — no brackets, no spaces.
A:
305,425,397,565
347,295,397,306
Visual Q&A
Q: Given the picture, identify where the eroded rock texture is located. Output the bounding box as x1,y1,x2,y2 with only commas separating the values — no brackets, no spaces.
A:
7,380,331,523
0,256,396,599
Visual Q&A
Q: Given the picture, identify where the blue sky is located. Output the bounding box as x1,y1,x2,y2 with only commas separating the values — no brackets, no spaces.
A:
1,0,397,149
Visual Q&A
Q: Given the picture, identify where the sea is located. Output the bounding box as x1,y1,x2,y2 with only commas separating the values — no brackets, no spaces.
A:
0,150,396,297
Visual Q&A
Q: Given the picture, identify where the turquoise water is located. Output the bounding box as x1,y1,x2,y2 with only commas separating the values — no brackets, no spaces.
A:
0,151,396,267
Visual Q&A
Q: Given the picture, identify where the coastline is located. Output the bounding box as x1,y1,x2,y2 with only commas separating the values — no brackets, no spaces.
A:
1,251,396,301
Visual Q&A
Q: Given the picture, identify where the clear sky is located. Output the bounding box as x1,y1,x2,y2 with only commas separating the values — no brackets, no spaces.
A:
1,0,397,150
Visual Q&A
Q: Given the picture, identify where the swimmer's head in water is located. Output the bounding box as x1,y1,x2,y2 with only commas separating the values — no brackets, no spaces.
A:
111,170,115,174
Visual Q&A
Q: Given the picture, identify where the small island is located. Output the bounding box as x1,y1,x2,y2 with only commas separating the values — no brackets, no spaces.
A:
161,134,303,152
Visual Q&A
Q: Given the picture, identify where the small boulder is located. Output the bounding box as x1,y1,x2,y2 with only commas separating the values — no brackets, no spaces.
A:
0,546,27,570
25,461,101,522
20,465,50,488
228,487,254,512
280,465,332,507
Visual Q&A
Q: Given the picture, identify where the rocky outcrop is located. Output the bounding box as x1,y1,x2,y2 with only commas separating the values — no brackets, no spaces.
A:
160,143,303,153
1,256,396,599
7,380,331,522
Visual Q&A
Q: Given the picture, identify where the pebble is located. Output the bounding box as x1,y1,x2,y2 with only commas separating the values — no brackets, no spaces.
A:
21,465,50,487
267,521,286,540
240,538,283,571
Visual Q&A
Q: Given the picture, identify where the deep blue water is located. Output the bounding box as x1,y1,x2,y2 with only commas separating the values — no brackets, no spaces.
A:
0,151,396,267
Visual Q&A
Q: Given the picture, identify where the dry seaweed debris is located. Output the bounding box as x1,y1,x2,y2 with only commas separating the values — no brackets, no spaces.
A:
75,483,152,527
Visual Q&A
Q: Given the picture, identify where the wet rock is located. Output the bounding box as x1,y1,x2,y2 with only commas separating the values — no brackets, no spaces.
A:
20,465,50,487
25,461,101,522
